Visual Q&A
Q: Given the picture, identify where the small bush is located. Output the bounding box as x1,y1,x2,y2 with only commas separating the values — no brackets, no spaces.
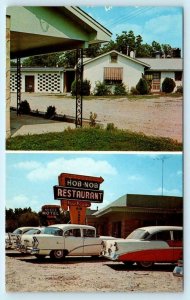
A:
162,77,176,93
130,86,140,95
94,81,111,96
114,83,127,95
136,78,149,95
71,79,91,96
89,112,97,127
19,100,31,114
45,106,56,119
106,123,117,131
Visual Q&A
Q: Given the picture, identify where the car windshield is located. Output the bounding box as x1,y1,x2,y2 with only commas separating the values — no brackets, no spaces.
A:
126,228,149,240
13,229,22,234
24,229,42,235
43,227,63,236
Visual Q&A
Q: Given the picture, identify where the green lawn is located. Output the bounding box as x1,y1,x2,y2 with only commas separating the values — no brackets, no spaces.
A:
6,127,182,151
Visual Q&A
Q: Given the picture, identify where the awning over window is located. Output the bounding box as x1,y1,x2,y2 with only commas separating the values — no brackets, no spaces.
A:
104,67,123,80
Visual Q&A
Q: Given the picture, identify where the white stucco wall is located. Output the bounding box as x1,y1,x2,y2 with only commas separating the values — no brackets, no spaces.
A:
83,54,145,93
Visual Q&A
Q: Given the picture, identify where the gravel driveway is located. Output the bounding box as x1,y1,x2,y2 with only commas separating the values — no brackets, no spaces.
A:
6,250,183,292
11,93,182,142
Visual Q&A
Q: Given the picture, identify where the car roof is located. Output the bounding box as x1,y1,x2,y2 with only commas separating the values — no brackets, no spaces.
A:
48,224,95,230
16,226,39,231
137,226,182,234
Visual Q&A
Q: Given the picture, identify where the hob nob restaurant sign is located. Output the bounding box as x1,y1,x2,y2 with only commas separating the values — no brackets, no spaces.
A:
54,173,104,203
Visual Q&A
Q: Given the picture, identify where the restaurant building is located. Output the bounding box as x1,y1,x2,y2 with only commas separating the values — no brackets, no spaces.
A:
86,194,183,238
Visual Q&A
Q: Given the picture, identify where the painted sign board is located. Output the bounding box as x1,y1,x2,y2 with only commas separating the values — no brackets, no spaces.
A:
65,177,100,190
41,205,60,219
55,173,104,224
54,185,104,203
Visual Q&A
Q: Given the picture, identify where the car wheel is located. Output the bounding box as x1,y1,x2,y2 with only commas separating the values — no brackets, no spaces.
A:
137,261,154,268
50,250,65,260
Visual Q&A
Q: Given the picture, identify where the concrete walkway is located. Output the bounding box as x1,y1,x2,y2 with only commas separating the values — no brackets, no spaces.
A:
10,111,75,137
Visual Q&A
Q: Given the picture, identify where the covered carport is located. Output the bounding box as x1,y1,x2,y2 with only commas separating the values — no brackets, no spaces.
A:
6,6,111,138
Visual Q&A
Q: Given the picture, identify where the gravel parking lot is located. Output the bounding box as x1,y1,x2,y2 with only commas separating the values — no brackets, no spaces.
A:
11,93,182,142
6,250,183,292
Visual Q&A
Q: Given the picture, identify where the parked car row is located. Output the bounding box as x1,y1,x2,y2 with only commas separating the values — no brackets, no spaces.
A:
6,225,183,272
5,226,42,249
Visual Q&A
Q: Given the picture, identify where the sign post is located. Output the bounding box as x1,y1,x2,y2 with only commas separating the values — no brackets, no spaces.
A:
54,173,104,224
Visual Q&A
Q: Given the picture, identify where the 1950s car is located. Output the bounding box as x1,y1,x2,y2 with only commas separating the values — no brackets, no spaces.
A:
101,226,183,268
5,226,40,249
17,224,115,260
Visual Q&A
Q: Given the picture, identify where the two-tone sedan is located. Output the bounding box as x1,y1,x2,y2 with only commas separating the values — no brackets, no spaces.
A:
101,226,183,268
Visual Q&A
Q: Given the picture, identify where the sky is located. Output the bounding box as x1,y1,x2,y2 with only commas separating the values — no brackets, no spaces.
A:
81,6,183,49
6,152,183,212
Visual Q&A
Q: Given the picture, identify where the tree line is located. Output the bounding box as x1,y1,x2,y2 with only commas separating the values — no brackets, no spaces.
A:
11,30,177,68
5,207,70,232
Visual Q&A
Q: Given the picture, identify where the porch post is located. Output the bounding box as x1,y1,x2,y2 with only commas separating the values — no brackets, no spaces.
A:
75,48,83,128
6,15,11,139
16,57,21,115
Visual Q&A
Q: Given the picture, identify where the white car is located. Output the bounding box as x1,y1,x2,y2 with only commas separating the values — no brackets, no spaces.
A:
101,226,183,268
5,226,40,249
18,224,115,260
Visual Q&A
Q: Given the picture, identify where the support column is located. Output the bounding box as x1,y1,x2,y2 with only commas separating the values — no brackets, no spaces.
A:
75,48,83,128
6,16,11,139
16,57,21,115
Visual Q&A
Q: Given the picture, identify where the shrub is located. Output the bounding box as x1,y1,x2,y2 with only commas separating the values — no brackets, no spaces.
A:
89,112,97,127
45,106,56,119
94,81,111,96
136,78,149,95
162,77,176,93
71,79,91,96
114,83,127,95
106,123,117,131
130,86,139,95
19,100,31,114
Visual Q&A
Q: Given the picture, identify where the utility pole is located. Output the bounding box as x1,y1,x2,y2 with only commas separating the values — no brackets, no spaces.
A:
155,156,170,195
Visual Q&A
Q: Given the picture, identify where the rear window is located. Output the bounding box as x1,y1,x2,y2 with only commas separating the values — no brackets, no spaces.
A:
126,229,149,240
149,230,171,241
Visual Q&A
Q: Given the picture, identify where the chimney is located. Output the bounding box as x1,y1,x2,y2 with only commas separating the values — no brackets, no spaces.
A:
130,50,135,58
155,51,161,58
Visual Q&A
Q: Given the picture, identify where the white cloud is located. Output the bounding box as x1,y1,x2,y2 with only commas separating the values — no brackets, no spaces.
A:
14,161,42,170
143,14,182,45
27,157,117,182
105,6,112,12
127,174,143,181
6,194,41,212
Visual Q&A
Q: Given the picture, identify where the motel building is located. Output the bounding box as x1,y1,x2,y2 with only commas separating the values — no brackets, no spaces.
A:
10,67,75,94
86,194,183,238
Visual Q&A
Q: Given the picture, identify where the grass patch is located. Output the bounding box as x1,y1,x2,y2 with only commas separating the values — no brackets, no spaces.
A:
6,127,182,151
